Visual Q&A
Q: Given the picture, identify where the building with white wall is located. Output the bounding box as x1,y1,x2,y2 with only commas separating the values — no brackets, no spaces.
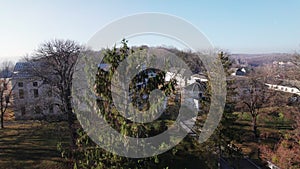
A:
0,69,13,107
265,83,300,95
12,62,63,120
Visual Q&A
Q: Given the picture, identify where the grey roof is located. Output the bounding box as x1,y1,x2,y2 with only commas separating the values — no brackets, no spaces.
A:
0,69,13,78
98,63,111,72
12,62,37,78
191,73,208,80
184,82,206,91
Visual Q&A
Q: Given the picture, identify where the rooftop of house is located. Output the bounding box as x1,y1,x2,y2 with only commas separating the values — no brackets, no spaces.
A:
12,62,39,79
98,63,111,72
0,69,13,78
190,73,208,82
184,81,206,91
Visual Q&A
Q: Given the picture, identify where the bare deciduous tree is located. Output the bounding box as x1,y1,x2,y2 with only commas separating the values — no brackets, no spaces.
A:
236,73,273,140
292,53,300,88
0,61,14,128
26,39,82,147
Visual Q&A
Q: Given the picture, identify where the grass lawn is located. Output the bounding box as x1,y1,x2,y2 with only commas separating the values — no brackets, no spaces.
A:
232,106,296,159
0,120,70,169
1,104,294,169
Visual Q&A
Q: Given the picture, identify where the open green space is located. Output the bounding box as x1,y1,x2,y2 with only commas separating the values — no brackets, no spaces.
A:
232,106,296,159
0,120,69,169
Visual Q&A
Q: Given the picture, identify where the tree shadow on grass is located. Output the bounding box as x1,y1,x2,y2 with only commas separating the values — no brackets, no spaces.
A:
0,121,69,169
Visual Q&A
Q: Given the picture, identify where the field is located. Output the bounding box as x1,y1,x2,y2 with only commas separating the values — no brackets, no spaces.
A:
0,118,69,169
0,104,297,169
233,106,296,159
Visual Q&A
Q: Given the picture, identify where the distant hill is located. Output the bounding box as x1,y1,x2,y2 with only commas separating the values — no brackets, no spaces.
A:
230,53,293,67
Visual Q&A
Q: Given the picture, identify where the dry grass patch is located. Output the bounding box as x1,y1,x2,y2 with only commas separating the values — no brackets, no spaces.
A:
0,120,69,169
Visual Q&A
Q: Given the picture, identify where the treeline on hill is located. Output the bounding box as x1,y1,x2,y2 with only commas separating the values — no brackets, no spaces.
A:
231,53,293,67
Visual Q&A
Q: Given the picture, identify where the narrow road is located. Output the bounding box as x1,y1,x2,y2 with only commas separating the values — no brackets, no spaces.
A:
220,157,262,169
180,119,263,169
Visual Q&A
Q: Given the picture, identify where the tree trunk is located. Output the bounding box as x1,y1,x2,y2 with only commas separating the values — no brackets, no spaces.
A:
252,114,258,141
0,90,3,129
1,112,3,129
65,88,77,148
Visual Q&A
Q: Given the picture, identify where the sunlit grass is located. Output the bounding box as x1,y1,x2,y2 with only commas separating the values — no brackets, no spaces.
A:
233,106,296,159
0,120,70,169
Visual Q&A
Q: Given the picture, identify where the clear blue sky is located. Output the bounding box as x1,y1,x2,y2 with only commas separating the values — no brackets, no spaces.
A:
1,0,300,61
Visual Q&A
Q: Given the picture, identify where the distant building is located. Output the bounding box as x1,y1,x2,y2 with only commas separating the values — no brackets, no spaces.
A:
98,63,111,72
231,67,247,76
187,74,208,84
165,68,191,88
0,68,13,78
266,83,300,95
12,62,63,120
165,70,207,111
0,68,13,106
288,94,300,105
182,82,205,110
